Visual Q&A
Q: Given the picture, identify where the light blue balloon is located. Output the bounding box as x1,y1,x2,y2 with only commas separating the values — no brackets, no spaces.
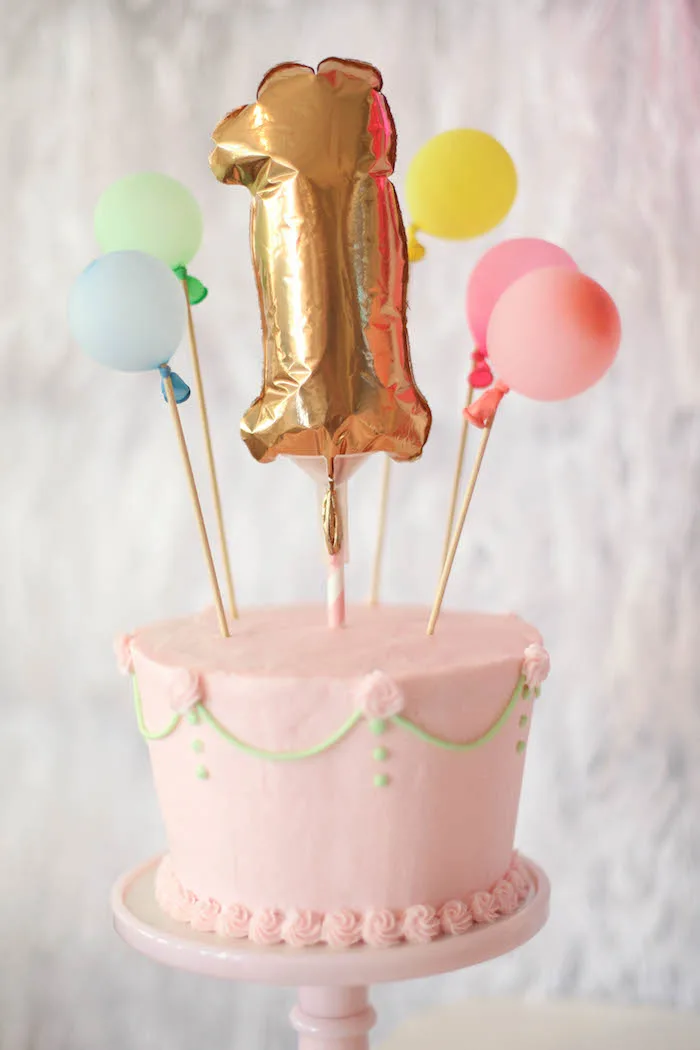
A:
68,250,186,372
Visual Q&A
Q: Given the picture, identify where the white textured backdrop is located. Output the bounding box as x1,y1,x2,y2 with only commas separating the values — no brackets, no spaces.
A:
2,0,700,1047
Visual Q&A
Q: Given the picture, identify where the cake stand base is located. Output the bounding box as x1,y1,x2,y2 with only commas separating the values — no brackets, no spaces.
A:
111,854,550,1050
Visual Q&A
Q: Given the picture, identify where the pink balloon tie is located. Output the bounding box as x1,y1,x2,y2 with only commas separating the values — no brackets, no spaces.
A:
465,380,509,428
468,348,494,389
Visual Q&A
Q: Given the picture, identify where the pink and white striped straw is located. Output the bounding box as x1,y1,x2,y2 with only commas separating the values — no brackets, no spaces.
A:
327,550,346,629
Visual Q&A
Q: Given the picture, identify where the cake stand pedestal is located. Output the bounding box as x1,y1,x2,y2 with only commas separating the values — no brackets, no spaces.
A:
112,855,550,1050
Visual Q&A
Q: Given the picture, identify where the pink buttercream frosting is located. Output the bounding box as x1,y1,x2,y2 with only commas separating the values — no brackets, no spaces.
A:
216,904,252,939
190,897,222,933
491,878,519,916
248,908,285,945
168,669,204,714
281,909,324,948
470,890,500,924
136,606,542,952
322,910,364,949
522,643,550,689
506,853,531,902
155,861,198,923
402,904,441,944
439,900,473,935
354,670,405,720
168,890,199,923
154,854,531,947
114,633,135,676
362,909,404,947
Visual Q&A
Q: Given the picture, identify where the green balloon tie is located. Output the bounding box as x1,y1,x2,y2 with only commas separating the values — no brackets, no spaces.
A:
173,264,208,305
186,275,208,304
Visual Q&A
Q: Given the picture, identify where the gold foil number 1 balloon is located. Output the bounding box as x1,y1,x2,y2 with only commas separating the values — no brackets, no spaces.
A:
209,58,431,557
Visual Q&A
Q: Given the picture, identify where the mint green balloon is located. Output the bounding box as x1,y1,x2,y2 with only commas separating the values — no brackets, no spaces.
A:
94,173,203,268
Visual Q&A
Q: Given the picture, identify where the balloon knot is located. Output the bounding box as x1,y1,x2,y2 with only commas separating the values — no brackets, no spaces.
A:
465,380,509,428
407,224,426,263
468,347,494,389
174,265,208,305
159,365,191,404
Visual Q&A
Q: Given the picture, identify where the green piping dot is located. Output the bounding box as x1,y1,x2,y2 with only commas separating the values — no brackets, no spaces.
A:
373,747,388,761
191,739,204,753
369,718,386,736
516,740,526,754
519,715,528,728
187,709,199,725
195,765,210,780
374,773,389,788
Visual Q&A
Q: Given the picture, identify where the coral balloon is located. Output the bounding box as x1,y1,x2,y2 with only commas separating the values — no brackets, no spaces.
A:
486,268,621,401
94,173,203,268
467,238,578,351
68,251,186,372
406,129,517,240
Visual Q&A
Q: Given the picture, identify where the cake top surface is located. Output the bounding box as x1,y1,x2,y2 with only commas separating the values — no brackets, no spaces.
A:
132,604,540,680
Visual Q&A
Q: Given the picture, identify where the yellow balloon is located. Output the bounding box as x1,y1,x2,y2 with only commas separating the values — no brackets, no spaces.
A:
406,129,517,240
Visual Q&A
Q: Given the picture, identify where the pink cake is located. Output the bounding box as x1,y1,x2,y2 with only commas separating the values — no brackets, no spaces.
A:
117,604,550,948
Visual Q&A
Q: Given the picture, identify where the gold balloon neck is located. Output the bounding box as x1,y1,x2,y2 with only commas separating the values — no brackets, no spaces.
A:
322,473,343,555
407,224,426,263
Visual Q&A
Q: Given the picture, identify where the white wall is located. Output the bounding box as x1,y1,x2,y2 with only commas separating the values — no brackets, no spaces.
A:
2,1,699,1047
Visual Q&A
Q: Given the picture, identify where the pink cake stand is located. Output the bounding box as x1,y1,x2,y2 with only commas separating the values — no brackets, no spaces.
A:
112,854,550,1050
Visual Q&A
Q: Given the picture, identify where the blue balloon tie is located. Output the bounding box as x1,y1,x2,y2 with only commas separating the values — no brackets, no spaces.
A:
158,364,191,404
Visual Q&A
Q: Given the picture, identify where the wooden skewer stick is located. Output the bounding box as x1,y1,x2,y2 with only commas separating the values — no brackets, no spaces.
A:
368,247,423,606
439,384,475,570
182,280,238,620
163,373,230,638
369,454,391,605
427,415,495,636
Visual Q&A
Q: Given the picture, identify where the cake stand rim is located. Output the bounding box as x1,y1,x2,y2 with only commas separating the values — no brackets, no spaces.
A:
111,854,549,986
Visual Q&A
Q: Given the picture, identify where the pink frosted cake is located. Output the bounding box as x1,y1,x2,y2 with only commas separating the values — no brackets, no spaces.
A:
117,604,550,948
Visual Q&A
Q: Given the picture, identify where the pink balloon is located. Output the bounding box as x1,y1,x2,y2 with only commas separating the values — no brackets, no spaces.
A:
466,238,578,350
486,267,621,401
